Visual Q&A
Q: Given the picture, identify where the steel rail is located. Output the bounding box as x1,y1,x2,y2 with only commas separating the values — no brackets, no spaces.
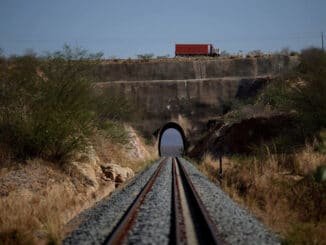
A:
173,157,226,245
172,158,187,244
103,157,168,245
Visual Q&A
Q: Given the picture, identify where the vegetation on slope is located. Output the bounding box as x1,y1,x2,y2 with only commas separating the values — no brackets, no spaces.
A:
0,46,155,244
258,47,326,150
0,45,131,163
196,48,326,244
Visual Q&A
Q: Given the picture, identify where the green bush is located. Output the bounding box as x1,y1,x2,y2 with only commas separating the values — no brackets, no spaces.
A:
93,89,136,145
137,53,155,60
100,121,129,144
0,46,105,162
156,55,170,59
290,48,326,134
259,48,326,138
257,78,291,108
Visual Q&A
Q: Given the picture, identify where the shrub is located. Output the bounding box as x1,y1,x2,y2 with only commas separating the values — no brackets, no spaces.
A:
156,55,170,59
0,46,103,162
257,77,290,108
100,121,129,144
95,91,132,124
137,53,155,60
259,48,326,138
289,175,326,222
247,49,264,57
290,48,326,134
220,50,230,57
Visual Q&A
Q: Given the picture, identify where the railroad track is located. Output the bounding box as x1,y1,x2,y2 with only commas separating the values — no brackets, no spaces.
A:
104,157,224,245
172,158,225,245
64,157,279,245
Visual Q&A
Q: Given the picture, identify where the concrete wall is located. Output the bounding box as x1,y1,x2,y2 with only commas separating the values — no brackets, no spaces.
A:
95,55,298,138
96,55,298,82
96,77,268,138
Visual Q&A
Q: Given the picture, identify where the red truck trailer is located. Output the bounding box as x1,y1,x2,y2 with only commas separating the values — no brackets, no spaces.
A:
175,44,219,56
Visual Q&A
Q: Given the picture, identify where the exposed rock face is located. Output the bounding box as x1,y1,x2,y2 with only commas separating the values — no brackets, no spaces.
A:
0,127,151,244
65,146,103,192
124,125,151,159
189,114,296,159
65,144,136,191
101,163,134,183
67,162,100,189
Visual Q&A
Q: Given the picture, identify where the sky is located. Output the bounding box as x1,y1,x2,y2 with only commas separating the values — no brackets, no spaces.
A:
0,0,325,58
160,128,184,156
160,128,184,147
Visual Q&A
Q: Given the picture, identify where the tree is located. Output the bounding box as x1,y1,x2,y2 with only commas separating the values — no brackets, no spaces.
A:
137,53,155,60
0,45,103,161
248,49,264,57
220,50,230,57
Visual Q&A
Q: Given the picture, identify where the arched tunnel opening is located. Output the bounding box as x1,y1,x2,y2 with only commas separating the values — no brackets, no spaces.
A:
158,122,187,157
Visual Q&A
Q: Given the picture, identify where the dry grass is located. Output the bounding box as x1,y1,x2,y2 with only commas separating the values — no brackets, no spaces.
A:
0,181,116,245
0,144,12,167
92,129,156,174
0,162,79,244
1,187,68,244
0,130,156,244
196,144,326,244
197,154,219,183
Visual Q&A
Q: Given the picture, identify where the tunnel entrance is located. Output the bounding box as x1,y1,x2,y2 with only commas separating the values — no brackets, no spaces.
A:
158,122,186,157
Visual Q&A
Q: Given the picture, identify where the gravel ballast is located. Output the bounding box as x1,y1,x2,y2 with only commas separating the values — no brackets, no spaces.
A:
126,158,172,244
63,159,162,245
64,157,280,245
178,157,280,245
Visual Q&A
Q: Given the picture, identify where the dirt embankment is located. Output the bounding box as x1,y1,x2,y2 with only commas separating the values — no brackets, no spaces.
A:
190,105,326,244
0,126,155,244
196,145,326,244
189,112,296,158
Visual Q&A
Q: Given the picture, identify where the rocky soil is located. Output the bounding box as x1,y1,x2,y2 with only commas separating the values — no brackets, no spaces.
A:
0,127,154,244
